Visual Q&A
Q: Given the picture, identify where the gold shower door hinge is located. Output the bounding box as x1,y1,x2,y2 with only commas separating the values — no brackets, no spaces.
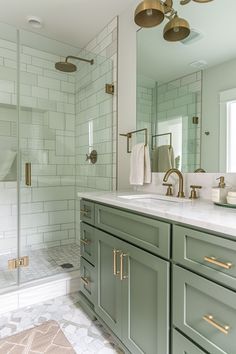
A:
8,256,29,270
105,83,115,95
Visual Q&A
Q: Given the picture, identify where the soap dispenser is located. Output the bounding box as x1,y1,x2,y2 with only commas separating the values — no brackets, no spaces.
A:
212,176,229,203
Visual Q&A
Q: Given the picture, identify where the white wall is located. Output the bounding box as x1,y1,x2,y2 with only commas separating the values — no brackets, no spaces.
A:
118,3,139,189
202,57,236,172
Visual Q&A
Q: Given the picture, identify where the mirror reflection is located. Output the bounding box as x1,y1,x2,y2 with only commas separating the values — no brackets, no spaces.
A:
136,0,236,173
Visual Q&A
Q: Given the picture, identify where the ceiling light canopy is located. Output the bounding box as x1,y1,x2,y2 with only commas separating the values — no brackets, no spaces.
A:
134,0,214,42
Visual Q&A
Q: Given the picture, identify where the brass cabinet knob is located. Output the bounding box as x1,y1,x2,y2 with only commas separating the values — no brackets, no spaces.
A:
189,185,202,199
162,183,173,196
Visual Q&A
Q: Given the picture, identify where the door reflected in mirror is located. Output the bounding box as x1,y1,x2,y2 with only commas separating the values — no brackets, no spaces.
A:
136,0,236,173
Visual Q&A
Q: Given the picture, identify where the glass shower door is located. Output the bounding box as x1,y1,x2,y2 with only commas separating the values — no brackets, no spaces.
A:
0,23,19,292
18,30,81,284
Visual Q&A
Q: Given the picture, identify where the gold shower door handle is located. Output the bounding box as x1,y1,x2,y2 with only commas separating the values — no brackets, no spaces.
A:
120,253,128,281
25,163,31,186
204,256,233,270
203,315,230,335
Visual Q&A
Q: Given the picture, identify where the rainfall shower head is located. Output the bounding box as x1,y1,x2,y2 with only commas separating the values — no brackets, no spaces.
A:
55,55,94,72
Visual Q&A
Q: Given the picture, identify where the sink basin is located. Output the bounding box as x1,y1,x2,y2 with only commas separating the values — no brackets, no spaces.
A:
118,194,191,203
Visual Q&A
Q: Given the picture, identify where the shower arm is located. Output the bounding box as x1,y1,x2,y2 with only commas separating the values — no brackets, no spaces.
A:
65,55,94,65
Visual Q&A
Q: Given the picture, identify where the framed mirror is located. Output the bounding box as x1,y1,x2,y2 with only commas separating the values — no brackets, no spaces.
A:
136,0,236,173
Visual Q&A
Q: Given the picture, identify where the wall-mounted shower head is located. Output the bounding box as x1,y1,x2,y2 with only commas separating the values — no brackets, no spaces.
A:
55,55,94,72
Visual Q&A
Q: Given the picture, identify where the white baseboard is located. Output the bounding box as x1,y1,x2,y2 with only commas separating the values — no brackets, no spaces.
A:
0,270,80,315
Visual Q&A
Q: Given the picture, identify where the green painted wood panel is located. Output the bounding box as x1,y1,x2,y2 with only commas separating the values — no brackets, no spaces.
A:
80,199,95,225
95,229,123,338
121,241,169,354
173,330,206,354
173,265,236,354
173,225,236,291
80,257,97,305
80,222,96,266
95,203,170,258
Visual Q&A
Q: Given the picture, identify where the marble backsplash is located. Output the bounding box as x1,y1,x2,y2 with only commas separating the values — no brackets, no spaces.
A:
136,173,236,201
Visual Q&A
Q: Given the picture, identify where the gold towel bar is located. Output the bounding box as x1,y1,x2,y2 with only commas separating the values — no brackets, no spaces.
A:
120,128,148,153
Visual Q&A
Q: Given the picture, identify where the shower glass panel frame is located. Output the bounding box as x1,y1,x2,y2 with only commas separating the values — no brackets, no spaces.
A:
0,22,114,293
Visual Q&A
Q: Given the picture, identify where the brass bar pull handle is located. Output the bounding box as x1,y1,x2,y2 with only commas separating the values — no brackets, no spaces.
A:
80,238,90,245
120,253,128,281
25,162,31,186
81,276,89,285
204,256,233,270
113,249,120,276
80,208,89,216
203,315,230,335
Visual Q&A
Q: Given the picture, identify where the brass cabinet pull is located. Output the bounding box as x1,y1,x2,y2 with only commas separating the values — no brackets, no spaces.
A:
25,162,31,186
80,238,90,245
80,208,89,216
81,276,89,285
204,256,233,270
203,315,230,335
113,249,120,276
120,253,128,281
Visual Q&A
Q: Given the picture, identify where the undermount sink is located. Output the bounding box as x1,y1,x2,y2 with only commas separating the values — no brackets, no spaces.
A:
118,194,191,203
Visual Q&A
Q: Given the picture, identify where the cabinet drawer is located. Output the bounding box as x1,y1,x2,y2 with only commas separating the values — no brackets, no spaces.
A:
80,223,96,266
80,257,96,305
173,330,205,354
173,265,236,354
80,200,94,225
173,225,236,290
95,204,170,258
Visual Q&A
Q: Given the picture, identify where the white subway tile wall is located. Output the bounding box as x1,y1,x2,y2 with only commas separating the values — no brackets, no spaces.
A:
157,72,201,172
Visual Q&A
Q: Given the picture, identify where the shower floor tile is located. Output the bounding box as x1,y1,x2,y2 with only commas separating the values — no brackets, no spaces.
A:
0,243,80,290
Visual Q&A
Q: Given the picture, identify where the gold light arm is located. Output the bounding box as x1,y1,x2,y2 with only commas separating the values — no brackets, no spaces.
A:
204,256,233,270
203,315,230,335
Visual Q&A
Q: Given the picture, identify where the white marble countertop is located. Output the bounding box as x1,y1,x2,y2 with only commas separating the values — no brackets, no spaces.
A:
78,191,236,238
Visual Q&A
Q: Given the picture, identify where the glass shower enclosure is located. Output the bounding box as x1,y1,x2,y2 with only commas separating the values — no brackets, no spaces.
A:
0,22,113,293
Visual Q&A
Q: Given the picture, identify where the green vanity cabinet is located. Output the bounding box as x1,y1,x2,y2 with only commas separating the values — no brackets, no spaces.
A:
95,203,170,258
172,330,206,354
95,228,123,338
173,265,236,354
173,225,236,291
95,228,169,354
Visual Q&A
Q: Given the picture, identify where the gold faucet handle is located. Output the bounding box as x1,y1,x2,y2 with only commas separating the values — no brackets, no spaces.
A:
189,185,202,199
162,183,173,196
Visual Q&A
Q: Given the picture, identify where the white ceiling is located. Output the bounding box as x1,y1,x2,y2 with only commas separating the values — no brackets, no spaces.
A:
138,0,236,84
0,0,136,48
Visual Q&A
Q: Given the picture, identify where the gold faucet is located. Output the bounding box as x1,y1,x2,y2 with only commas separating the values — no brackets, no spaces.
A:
163,168,185,198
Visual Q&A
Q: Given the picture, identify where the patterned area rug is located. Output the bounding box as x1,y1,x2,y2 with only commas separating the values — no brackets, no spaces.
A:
0,320,75,354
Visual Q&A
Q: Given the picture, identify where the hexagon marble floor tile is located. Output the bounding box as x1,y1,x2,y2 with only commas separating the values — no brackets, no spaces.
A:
0,292,124,354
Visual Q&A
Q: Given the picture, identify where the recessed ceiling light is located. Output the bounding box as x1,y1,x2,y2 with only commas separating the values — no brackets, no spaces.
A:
190,60,208,69
27,16,43,29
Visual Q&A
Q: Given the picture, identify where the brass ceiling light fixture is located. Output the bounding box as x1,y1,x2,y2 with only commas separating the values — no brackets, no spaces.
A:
163,14,190,41
134,0,214,42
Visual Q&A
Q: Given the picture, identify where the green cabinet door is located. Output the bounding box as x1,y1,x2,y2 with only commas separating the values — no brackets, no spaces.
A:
95,229,123,338
121,241,169,354
173,330,206,354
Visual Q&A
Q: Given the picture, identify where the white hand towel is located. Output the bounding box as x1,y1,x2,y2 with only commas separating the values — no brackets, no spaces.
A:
130,143,151,185
152,145,174,172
